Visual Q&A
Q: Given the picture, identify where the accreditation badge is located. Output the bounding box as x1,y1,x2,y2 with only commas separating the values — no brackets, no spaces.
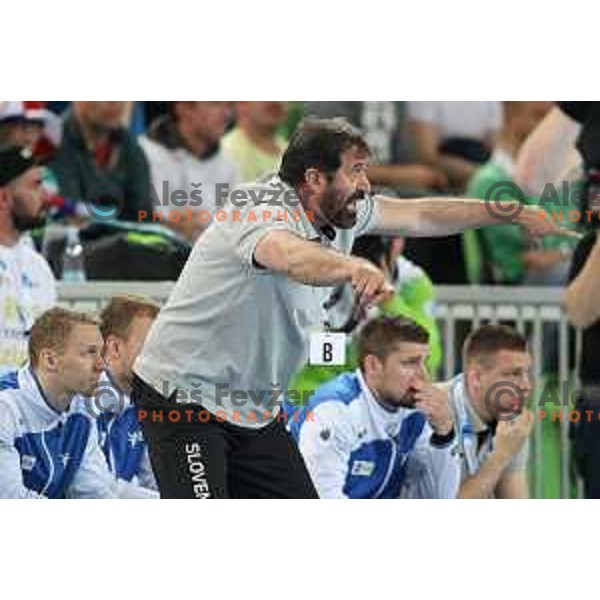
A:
309,331,347,366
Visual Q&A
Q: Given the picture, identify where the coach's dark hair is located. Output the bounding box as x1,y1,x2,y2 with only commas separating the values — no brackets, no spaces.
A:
279,117,371,187
357,316,429,370
463,324,528,368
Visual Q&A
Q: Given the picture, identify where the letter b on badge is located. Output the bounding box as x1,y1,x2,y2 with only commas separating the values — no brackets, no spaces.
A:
309,332,346,366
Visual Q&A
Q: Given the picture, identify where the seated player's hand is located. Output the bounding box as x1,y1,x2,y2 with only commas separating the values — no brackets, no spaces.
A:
494,409,533,459
414,385,453,436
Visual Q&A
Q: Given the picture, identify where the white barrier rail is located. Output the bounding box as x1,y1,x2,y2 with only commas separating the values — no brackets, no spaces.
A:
435,286,578,499
58,282,578,499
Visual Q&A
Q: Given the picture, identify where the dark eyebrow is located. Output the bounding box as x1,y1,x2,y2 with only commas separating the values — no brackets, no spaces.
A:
81,344,102,351
402,355,424,363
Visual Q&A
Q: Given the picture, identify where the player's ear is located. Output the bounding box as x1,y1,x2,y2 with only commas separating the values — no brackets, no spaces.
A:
466,366,481,393
304,168,324,187
363,354,383,378
40,348,60,373
104,334,122,360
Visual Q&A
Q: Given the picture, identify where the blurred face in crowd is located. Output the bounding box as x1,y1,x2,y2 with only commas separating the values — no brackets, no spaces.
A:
506,101,553,144
467,350,533,421
40,323,105,410
104,314,155,393
307,145,371,229
237,101,288,134
365,341,430,408
74,101,128,134
174,101,232,145
21,121,45,149
2,166,49,233
0,120,29,148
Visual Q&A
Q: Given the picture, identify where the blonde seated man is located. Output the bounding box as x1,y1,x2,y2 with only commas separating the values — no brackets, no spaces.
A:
0,308,157,499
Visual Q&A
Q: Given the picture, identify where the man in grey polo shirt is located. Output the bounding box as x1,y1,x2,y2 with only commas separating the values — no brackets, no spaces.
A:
131,117,561,499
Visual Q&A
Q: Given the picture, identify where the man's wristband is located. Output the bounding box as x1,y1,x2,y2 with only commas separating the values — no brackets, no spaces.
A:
430,427,456,448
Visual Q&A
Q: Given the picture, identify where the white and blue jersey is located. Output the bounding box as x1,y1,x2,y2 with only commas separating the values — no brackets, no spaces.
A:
287,370,460,499
0,366,117,499
0,237,57,377
445,374,528,485
88,371,156,493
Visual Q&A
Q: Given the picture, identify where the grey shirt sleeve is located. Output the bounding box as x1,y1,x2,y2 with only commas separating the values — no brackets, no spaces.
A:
234,202,303,268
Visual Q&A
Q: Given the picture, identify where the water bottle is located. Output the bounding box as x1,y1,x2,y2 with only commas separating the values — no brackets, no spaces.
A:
62,226,86,283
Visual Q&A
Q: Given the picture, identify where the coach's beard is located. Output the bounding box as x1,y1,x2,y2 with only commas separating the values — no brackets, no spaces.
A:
321,189,365,230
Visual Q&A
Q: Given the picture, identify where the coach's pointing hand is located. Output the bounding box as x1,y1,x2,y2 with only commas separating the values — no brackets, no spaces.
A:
349,258,394,309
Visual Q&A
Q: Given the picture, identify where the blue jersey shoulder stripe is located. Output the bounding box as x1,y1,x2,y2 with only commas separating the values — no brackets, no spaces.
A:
0,371,19,391
287,372,361,439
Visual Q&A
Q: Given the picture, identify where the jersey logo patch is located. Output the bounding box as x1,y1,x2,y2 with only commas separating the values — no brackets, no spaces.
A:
128,430,144,449
21,455,36,471
351,460,375,477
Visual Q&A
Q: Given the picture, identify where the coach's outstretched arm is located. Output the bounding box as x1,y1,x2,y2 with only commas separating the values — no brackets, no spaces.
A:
255,230,394,308
368,195,567,238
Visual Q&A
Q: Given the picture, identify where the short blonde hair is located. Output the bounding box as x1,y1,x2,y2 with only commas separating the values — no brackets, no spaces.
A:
29,307,99,368
99,295,160,341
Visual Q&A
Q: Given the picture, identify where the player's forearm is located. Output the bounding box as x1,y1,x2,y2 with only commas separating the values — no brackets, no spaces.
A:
371,195,513,236
495,473,529,499
565,238,600,327
457,450,511,499
255,231,355,287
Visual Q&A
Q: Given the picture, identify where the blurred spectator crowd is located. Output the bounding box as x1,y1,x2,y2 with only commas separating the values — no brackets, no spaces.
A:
0,100,593,499
1,100,582,289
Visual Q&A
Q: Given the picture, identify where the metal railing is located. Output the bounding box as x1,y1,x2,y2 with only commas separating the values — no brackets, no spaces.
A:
58,282,578,499
435,285,578,499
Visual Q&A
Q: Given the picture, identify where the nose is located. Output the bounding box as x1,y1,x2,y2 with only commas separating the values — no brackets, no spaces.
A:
95,354,106,373
412,365,428,386
41,187,52,207
356,171,371,197
519,373,532,396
